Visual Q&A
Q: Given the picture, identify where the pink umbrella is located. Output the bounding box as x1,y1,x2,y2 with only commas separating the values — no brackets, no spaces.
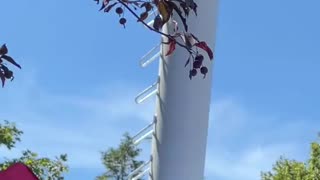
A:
0,163,39,180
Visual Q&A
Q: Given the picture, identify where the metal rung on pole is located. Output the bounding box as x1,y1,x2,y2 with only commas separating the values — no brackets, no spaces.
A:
140,44,161,68
132,167,150,180
135,89,157,104
128,159,151,179
132,116,156,140
143,10,157,29
146,20,154,28
135,80,159,104
134,129,154,145
141,51,160,68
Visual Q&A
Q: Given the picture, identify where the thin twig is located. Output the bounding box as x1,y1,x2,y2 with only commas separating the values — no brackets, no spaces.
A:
117,0,193,53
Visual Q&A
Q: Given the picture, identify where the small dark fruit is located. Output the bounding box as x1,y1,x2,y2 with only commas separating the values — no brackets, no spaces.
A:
119,17,127,26
4,70,13,79
191,68,197,76
195,54,204,62
145,3,153,11
116,7,123,14
200,66,208,74
200,66,208,78
193,60,202,69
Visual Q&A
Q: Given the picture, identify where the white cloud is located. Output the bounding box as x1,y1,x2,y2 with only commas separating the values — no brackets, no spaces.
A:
2,71,318,180
205,98,317,180
205,143,299,180
0,71,156,170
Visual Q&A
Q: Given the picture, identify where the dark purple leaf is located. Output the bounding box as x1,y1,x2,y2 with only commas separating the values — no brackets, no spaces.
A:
0,44,8,55
1,65,13,79
140,2,152,11
166,40,176,56
180,3,189,16
153,15,163,31
99,0,109,11
189,70,192,80
0,70,5,87
185,56,190,67
166,1,188,31
194,42,214,60
1,55,21,69
192,2,198,15
138,12,148,22
104,2,117,12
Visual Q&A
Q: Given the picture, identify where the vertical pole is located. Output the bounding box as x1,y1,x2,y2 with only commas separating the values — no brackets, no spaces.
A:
151,1,219,180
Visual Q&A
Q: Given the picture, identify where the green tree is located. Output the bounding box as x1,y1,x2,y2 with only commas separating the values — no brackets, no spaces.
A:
0,120,68,180
0,120,23,150
261,137,320,180
97,133,144,180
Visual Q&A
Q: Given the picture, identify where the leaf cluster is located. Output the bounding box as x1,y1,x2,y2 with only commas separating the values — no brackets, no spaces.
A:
95,0,214,79
0,120,68,180
262,137,320,180
0,44,21,87
97,133,144,180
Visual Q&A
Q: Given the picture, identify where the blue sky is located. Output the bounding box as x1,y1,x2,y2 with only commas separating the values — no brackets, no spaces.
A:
1,0,320,179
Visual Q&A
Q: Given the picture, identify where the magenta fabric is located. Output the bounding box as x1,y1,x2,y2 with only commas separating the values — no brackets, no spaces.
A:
0,163,39,180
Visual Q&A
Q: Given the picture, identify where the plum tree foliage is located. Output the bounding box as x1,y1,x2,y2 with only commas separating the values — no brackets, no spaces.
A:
0,44,20,87
95,0,214,79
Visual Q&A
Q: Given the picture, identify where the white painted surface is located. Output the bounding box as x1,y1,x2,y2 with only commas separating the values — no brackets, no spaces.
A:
151,1,219,180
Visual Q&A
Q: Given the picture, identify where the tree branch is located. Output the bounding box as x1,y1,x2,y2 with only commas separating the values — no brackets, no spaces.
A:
117,0,193,54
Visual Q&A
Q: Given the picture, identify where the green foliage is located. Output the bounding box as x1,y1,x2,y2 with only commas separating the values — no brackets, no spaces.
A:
307,142,320,179
95,0,214,79
0,120,68,180
0,150,68,180
0,120,23,149
261,137,320,180
261,156,308,180
97,133,144,180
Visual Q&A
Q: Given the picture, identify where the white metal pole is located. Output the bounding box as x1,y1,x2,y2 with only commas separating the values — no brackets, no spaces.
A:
151,1,219,180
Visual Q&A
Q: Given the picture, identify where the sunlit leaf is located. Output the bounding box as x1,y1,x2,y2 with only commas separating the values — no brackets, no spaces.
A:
158,1,170,24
